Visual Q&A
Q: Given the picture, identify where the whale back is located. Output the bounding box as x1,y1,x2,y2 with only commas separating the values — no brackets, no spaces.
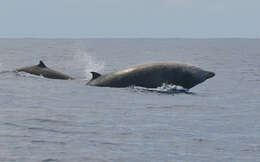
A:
87,62,215,89
15,61,73,80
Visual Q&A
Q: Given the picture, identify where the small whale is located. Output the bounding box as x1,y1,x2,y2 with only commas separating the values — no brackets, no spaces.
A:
87,62,215,89
15,60,74,80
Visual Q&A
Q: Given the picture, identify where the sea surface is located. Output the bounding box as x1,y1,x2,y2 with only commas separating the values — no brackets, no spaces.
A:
0,38,260,162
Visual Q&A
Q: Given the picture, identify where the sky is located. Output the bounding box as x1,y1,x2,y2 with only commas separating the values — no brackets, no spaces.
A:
0,0,259,38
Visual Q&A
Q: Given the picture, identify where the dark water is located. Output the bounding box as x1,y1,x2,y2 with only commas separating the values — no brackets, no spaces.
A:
0,39,260,162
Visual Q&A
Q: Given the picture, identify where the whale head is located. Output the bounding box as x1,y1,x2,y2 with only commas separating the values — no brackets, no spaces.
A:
201,71,215,81
179,68,215,89
164,63,215,89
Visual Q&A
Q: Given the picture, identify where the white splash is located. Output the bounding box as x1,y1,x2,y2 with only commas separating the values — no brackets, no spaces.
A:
132,84,190,94
73,49,105,80
148,84,187,92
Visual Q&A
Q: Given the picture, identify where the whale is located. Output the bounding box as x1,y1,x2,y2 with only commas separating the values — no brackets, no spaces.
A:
87,62,215,89
15,60,74,80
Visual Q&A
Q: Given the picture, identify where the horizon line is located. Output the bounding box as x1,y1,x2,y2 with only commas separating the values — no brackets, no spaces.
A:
0,37,260,40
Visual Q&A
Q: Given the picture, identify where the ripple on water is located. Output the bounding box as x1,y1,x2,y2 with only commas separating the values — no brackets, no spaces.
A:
3,122,84,135
31,140,66,145
42,159,60,162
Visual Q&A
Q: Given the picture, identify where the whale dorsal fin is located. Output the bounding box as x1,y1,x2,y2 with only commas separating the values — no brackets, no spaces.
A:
37,60,47,68
91,72,101,80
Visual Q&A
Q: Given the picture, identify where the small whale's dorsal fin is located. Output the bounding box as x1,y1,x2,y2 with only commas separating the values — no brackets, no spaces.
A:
91,72,101,80
37,60,47,68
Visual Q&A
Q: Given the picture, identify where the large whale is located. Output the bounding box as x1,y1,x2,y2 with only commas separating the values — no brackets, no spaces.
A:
87,62,215,89
15,60,74,80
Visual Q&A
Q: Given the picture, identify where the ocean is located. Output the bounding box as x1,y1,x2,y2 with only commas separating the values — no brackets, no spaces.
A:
0,38,260,162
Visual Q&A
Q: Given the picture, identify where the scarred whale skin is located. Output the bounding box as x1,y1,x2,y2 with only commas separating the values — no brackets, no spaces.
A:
15,61,73,80
87,62,215,89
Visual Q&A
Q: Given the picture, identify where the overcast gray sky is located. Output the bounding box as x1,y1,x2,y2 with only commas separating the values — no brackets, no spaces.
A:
0,0,259,38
